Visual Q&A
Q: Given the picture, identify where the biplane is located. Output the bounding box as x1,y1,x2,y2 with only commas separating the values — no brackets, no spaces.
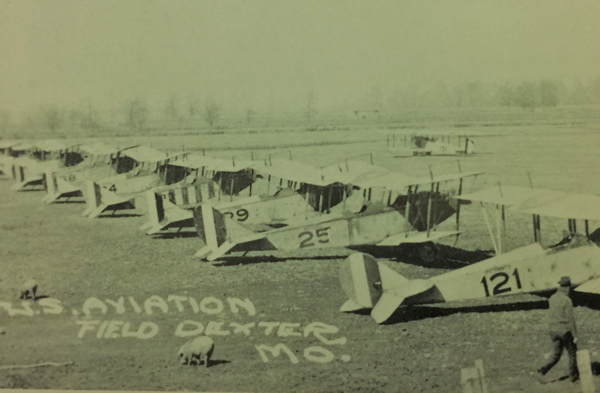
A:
382,130,477,157
81,146,175,218
194,162,482,262
42,143,139,204
459,184,600,254
339,238,600,324
83,150,255,219
139,154,257,233
141,157,378,235
338,184,600,324
10,141,84,191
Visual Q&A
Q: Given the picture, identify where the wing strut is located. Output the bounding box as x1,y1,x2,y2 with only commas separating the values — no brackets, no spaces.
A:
404,185,413,237
495,204,504,254
533,214,542,243
426,168,435,238
585,220,590,236
480,202,499,254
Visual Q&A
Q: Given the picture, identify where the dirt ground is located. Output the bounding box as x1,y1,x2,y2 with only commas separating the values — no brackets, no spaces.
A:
2,122,600,392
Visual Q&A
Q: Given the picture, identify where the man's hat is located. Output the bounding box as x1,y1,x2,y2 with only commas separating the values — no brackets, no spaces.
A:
559,276,572,287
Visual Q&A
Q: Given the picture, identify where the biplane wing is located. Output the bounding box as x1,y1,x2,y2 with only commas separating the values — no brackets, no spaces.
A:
510,192,600,221
460,185,600,252
459,185,565,207
341,241,600,323
348,170,483,190
376,230,461,246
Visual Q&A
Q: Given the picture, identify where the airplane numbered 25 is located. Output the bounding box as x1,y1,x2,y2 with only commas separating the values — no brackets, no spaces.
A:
339,238,600,324
194,167,482,262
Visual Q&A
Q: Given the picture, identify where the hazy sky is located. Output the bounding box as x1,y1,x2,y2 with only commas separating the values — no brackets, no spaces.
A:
1,0,599,114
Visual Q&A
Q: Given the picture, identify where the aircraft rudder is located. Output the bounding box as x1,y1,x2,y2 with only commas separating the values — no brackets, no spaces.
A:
339,253,384,312
145,190,164,227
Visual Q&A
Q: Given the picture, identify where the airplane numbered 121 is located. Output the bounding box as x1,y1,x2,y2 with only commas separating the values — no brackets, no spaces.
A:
339,238,600,324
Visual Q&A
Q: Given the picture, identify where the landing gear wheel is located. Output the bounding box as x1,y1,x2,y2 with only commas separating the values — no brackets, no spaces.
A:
418,242,439,263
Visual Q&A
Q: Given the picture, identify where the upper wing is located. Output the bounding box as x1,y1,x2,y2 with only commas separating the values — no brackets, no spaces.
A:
574,277,600,295
460,184,600,221
346,170,482,191
459,185,565,207
511,192,600,221
251,158,334,187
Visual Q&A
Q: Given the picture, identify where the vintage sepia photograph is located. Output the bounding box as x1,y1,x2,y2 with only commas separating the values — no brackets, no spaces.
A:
1,1,600,392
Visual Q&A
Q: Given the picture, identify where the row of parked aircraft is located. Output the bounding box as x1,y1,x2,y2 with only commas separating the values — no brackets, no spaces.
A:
2,138,600,325
0,139,482,263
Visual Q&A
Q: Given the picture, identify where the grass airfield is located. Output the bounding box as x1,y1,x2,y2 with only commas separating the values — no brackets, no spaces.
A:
2,112,600,392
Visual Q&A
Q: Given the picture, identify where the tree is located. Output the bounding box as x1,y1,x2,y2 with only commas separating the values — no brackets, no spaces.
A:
203,97,220,128
515,81,538,112
125,99,148,131
538,80,559,109
245,108,255,125
164,94,179,122
305,90,318,123
188,96,200,119
45,106,61,132
498,83,515,109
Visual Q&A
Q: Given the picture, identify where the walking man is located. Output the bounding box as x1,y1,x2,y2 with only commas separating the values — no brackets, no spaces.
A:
538,276,579,382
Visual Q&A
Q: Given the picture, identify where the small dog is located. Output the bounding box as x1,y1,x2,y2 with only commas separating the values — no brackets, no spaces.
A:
178,336,214,367
19,279,38,300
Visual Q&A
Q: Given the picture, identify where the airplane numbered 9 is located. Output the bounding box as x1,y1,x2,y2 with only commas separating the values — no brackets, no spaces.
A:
340,237,600,324
141,157,374,235
139,154,257,233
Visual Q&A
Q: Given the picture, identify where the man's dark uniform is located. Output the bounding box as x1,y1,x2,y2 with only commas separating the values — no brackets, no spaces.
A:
538,276,579,382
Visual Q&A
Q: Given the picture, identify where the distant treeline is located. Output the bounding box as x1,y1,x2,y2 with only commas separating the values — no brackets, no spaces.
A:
1,78,600,137
381,79,600,111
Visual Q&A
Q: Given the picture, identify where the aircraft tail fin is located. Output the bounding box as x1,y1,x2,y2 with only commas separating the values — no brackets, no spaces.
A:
82,180,104,217
193,204,257,259
142,190,193,234
144,190,165,230
340,252,436,323
42,170,58,203
10,165,27,190
339,253,408,311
